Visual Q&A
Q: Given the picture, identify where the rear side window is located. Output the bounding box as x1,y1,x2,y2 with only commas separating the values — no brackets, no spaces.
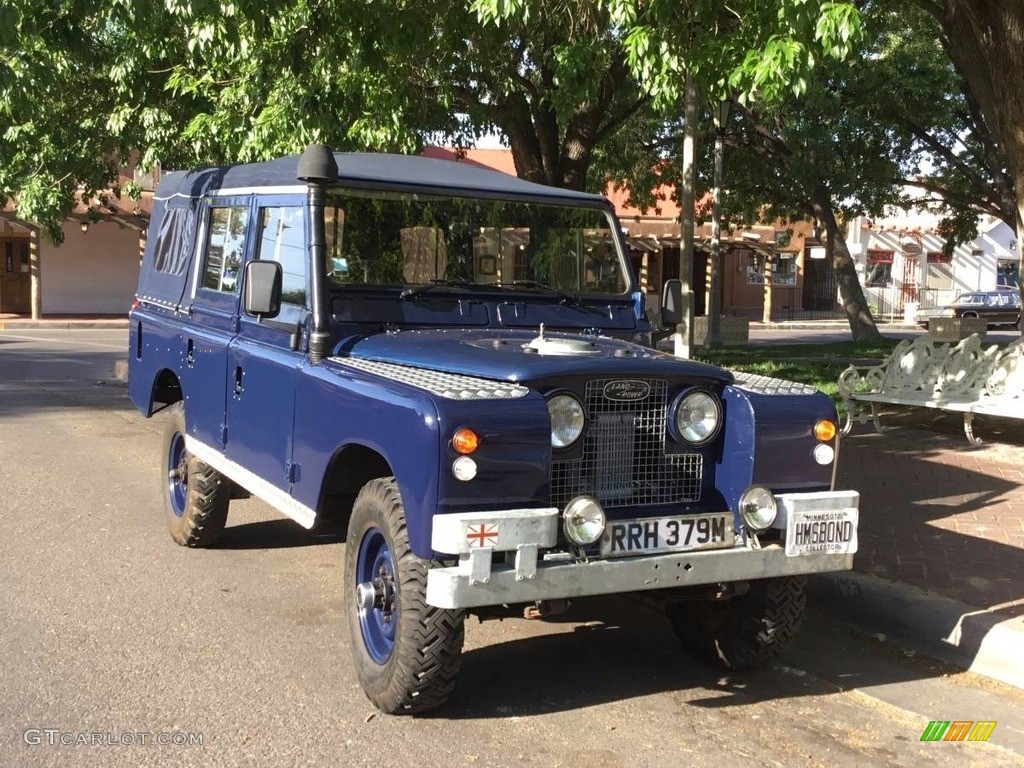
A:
153,208,194,275
202,206,250,293
256,207,307,306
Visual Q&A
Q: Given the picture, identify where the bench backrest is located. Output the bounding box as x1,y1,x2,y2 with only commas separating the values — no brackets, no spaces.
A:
879,334,1001,399
982,338,1024,401
939,335,1000,397
879,336,952,394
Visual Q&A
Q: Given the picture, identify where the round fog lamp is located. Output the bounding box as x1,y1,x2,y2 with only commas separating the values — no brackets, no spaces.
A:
452,456,477,481
738,485,777,532
563,496,606,545
813,443,835,465
548,394,585,448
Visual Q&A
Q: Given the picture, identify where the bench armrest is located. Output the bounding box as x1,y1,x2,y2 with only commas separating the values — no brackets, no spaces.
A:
837,363,887,398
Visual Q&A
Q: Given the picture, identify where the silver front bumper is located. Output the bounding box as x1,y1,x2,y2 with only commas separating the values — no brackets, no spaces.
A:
426,545,854,609
426,490,859,610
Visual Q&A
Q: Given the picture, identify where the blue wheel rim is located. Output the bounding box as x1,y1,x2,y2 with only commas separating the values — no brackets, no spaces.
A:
167,432,187,518
356,528,398,664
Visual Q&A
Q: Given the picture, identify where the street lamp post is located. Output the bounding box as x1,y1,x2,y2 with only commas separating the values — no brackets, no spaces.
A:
707,98,731,348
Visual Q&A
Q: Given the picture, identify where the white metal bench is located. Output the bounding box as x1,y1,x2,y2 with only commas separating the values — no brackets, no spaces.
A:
838,334,1024,444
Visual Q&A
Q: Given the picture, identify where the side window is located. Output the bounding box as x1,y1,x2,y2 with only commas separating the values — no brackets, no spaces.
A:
256,207,307,306
153,208,194,276
202,206,250,293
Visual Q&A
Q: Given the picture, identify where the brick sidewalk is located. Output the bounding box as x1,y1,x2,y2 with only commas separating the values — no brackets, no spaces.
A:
838,419,1024,612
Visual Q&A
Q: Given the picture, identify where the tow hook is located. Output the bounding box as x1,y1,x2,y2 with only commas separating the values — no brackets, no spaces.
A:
523,599,571,619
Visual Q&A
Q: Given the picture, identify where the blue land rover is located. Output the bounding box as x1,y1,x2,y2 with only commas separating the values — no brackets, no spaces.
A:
128,146,859,714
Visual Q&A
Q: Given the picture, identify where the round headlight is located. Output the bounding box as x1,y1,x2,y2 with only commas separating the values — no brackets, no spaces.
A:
738,485,777,532
563,496,606,545
548,394,585,448
674,390,721,444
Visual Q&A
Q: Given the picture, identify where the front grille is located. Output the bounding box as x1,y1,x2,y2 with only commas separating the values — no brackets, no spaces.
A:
550,379,703,510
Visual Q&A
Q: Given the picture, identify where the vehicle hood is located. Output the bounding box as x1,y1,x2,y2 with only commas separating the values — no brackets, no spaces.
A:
334,328,732,385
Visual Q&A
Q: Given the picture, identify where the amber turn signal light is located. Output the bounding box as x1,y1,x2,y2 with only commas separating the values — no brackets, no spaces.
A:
814,419,837,442
452,428,480,455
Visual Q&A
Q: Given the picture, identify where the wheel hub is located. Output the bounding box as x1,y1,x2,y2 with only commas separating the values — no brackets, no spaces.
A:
168,456,188,482
356,576,395,614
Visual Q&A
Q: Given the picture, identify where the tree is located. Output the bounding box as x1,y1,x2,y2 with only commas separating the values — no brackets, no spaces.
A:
913,1,1023,306
2,1,864,229
0,1,142,242
711,1,997,340
597,1,1016,339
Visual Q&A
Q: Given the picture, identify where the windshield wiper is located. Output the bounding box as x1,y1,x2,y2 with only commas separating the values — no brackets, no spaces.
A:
503,280,606,315
399,279,476,300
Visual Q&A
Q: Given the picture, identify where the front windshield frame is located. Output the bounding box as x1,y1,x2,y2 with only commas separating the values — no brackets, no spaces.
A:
322,186,633,298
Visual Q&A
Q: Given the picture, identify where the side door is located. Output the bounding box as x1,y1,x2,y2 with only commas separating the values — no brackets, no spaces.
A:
982,293,1002,324
185,199,252,451
225,201,308,491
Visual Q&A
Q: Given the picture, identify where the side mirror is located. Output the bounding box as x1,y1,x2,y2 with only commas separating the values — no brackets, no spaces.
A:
661,279,683,326
243,260,282,318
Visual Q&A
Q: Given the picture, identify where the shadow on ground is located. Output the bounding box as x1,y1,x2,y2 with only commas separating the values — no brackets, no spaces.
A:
423,595,965,720
217,517,347,549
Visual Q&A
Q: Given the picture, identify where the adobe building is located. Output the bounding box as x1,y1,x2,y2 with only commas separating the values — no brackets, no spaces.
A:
0,167,151,318
844,212,1018,320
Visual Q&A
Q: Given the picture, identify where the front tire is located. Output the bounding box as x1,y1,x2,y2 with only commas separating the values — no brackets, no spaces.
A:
162,403,230,546
345,477,464,714
667,576,806,670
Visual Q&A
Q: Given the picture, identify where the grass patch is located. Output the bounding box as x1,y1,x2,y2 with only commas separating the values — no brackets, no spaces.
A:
694,340,903,405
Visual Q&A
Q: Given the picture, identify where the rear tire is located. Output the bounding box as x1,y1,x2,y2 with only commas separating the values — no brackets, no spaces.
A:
345,477,464,714
667,576,806,670
162,403,230,547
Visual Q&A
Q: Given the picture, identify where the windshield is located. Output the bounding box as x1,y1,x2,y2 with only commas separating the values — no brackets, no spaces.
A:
323,188,629,296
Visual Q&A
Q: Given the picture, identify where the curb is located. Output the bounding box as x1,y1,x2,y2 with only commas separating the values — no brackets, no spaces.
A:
809,571,1024,690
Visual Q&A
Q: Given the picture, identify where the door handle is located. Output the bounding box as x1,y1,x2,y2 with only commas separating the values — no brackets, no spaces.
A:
233,366,243,396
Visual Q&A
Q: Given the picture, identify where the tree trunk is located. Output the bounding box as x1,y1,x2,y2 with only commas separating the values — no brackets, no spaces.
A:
934,1,1024,331
810,185,881,341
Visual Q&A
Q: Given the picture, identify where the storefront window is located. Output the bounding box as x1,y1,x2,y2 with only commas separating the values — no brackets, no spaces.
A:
865,249,894,286
772,255,796,285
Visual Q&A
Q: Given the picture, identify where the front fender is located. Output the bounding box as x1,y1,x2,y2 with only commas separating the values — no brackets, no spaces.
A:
290,361,442,556
716,379,838,517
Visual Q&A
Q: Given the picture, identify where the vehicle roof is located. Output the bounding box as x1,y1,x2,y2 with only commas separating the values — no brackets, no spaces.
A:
960,289,1018,297
154,152,608,206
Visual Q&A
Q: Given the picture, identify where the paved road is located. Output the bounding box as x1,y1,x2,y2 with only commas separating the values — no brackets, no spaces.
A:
2,330,1024,767
0,329,126,382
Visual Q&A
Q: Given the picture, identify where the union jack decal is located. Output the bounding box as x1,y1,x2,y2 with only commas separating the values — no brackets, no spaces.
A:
466,523,499,548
